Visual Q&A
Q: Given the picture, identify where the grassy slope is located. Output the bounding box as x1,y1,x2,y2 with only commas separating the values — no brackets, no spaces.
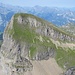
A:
56,47,75,69
8,13,75,69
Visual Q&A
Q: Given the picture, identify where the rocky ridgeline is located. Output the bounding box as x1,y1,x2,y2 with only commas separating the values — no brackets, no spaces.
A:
0,13,75,75
17,15,75,42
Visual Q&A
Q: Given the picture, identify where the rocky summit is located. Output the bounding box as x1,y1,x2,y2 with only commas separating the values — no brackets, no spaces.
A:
0,13,75,75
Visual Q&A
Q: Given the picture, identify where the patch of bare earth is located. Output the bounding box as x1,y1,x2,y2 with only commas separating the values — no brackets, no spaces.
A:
24,58,63,75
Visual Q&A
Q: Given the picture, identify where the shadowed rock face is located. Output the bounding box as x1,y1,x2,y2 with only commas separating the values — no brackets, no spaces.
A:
33,48,55,60
65,67,75,75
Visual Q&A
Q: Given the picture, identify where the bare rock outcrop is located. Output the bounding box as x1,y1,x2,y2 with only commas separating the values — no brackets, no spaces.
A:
65,67,75,75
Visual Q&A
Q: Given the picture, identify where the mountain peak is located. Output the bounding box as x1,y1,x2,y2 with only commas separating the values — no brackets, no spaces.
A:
5,13,75,42
1,13,75,75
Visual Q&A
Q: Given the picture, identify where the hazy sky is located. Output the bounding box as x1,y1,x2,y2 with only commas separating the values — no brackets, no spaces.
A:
0,0,75,7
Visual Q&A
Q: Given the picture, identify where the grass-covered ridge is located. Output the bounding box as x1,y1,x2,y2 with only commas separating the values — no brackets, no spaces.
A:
15,13,75,38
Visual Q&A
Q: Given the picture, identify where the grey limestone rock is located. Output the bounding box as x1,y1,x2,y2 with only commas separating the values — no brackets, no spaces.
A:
65,67,75,75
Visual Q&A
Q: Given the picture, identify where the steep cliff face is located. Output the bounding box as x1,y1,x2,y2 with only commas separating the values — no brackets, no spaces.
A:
0,16,33,75
0,13,75,75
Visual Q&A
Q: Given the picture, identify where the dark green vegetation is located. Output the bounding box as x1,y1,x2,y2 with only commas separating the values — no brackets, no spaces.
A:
7,13,75,69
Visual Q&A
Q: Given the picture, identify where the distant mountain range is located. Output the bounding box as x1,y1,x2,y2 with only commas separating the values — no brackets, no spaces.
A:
0,2,75,32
